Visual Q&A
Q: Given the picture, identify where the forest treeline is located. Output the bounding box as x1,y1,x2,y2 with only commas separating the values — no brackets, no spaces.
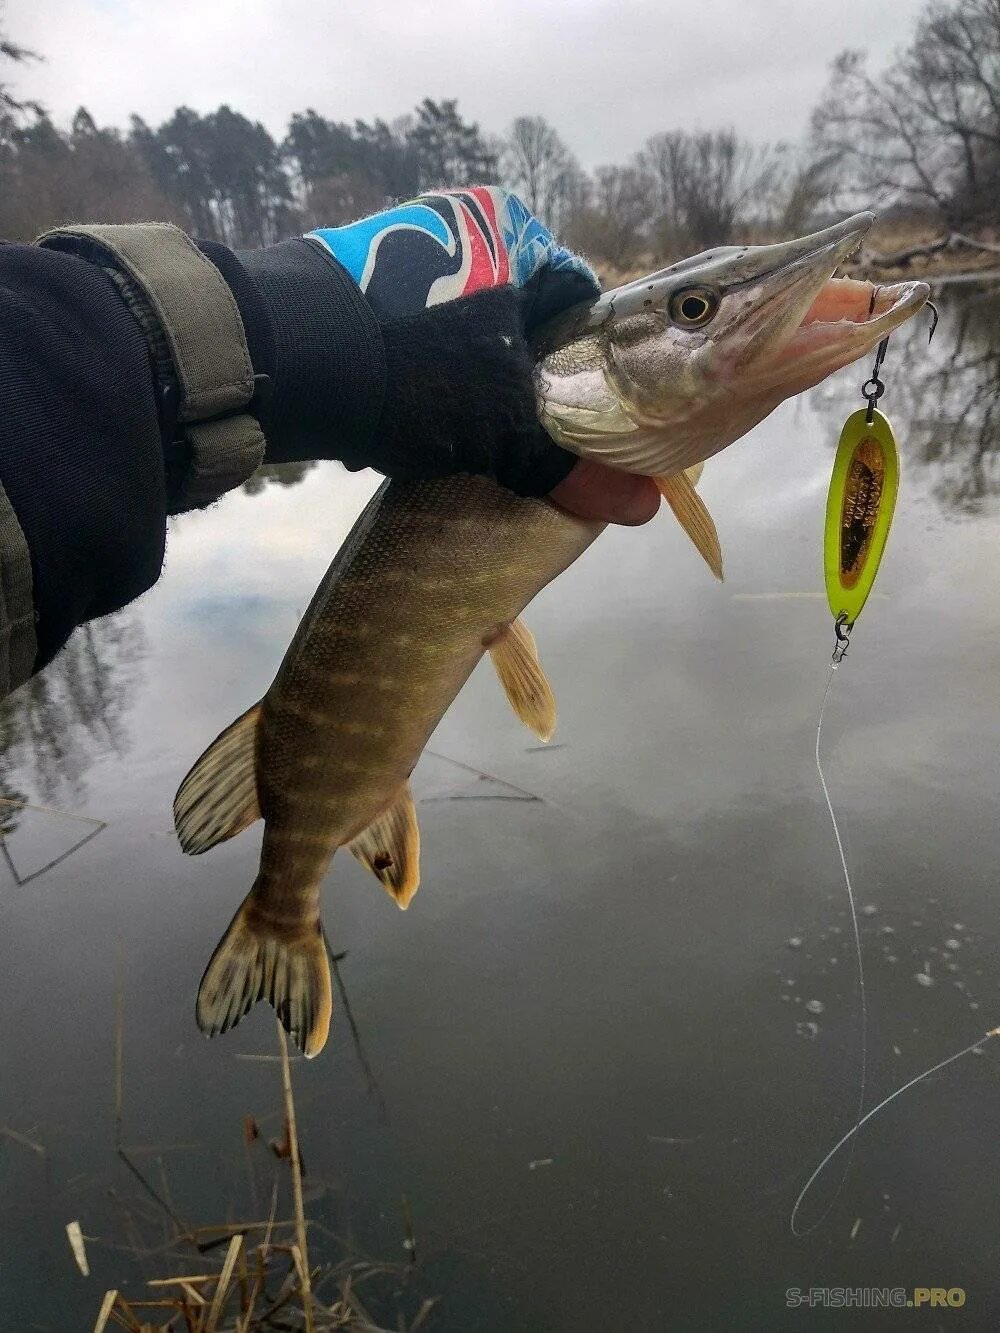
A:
1,0,998,264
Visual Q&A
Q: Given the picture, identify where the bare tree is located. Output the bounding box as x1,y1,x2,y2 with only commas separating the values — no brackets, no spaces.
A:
638,129,782,256
813,0,1000,225
565,164,652,268
502,114,581,228
769,146,839,232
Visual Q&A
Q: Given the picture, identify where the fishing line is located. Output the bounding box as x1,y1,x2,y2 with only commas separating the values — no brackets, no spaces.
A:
792,1026,1000,1234
790,659,869,1237
789,310,899,1235
789,300,969,1235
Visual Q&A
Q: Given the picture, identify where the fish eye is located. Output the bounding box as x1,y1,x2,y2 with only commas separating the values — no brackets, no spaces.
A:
668,287,720,329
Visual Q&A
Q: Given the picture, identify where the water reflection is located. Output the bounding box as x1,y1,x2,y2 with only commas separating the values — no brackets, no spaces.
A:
241,459,317,494
0,612,145,812
1,281,999,1329
878,287,1000,512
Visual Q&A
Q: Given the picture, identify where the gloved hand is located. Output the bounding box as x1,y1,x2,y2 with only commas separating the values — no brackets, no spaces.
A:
237,188,659,525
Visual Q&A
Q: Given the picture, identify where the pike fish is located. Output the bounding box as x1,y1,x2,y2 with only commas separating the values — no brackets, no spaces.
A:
537,212,927,575
175,211,928,1057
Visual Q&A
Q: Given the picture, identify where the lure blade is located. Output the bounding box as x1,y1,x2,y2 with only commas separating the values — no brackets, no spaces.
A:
824,407,899,627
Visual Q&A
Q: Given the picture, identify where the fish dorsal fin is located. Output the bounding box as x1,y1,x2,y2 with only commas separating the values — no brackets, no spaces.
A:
348,782,420,909
487,617,556,742
174,702,262,855
654,470,724,582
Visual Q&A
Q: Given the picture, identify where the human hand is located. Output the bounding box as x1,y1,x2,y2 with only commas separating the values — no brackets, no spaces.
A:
303,188,660,527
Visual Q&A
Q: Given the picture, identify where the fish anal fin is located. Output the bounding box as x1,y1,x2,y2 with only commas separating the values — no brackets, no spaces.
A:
348,783,421,909
197,882,333,1058
487,617,556,742
174,703,263,855
655,471,724,582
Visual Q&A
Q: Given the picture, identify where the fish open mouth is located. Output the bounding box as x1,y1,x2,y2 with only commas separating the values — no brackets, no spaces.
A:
788,274,931,367
743,265,930,388
713,214,929,384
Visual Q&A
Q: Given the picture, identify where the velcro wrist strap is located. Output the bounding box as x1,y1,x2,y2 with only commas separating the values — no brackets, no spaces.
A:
36,222,266,510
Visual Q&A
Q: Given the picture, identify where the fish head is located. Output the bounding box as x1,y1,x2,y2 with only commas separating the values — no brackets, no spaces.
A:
537,213,930,476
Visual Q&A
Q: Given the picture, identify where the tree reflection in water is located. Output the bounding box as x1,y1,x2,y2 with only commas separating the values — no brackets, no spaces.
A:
886,286,1000,512
0,613,146,822
242,459,317,494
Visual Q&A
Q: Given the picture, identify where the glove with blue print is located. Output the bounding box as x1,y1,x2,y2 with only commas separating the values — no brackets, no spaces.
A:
235,188,659,523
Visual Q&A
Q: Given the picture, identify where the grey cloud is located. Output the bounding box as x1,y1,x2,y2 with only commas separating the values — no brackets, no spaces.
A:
6,0,926,167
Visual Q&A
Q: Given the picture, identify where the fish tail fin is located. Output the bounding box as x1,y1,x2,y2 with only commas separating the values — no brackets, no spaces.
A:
196,883,333,1058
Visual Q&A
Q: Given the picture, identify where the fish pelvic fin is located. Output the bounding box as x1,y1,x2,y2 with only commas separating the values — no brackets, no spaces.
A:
348,782,421,909
654,470,724,582
174,703,262,855
196,883,333,1058
487,617,557,742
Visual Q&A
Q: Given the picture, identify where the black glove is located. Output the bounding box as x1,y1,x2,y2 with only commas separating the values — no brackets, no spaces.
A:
232,239,595,497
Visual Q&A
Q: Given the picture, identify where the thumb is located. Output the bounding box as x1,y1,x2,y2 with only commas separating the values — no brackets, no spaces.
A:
549,460,661,526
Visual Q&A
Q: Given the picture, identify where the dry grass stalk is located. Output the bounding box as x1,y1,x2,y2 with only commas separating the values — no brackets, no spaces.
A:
67,1219,91,1276
93,1289,118,1333
203,1234,244,1332
276,1019,315,1332
92,970,432,1330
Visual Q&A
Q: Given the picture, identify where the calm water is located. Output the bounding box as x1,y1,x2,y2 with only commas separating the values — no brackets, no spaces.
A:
2,291,1000,1330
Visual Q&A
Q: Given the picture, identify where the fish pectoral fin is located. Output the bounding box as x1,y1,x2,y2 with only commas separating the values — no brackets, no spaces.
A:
654,471,724,582
348,783,421,910
174,702,262,855
488,617,557,743
197,882,333,1058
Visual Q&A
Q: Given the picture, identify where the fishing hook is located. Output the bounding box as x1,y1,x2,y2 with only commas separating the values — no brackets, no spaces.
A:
924,298,939,343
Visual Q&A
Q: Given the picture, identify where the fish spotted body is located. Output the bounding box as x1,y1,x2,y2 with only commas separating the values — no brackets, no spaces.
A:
176,212,929,1056
177,478,600,1054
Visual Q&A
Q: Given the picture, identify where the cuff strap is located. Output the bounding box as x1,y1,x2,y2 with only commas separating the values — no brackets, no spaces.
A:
37,222,266,510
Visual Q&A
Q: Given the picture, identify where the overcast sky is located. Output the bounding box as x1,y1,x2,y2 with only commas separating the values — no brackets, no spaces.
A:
6,0,927,167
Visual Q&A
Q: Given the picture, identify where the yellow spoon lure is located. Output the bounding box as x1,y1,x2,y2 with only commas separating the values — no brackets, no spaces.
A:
822,308,920,660
824,403,899,644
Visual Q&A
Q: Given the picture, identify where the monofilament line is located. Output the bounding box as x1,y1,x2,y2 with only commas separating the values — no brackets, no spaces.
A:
791,660,868,1236
791,1027,1000,1233
794,660,1000,1235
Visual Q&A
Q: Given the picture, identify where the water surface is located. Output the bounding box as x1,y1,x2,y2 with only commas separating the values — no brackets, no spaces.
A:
2,291,999,1329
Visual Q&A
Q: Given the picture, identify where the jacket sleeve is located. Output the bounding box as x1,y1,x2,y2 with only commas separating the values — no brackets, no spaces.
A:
0,226,391,697
0,241,168,684
0,218,572,699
